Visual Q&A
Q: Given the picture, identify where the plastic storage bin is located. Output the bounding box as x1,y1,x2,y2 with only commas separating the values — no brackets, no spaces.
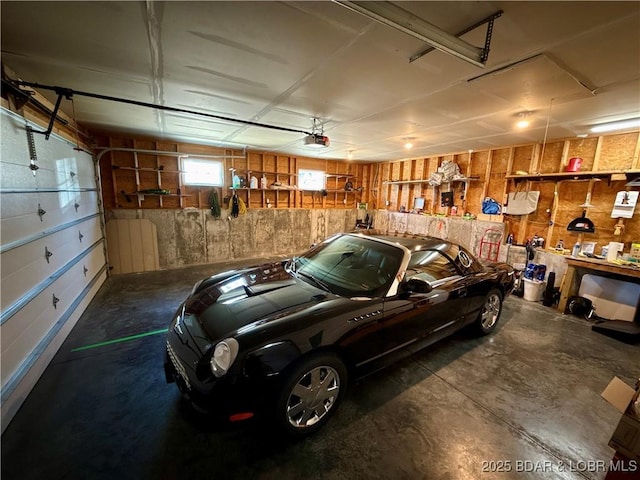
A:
523,278,546,302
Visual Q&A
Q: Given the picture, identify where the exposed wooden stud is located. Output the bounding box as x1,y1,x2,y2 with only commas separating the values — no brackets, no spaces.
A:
530,142,542,174
592,136,604,171
633,132,640,169
559,140,571,171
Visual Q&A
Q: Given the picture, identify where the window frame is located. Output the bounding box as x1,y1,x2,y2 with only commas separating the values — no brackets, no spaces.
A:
182,158,225,187
298,168,326,191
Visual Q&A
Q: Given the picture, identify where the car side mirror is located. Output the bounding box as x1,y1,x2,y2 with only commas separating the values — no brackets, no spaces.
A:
399,278,432,296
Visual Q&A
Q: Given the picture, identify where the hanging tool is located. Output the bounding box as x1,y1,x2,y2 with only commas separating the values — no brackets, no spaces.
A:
209,189,221,218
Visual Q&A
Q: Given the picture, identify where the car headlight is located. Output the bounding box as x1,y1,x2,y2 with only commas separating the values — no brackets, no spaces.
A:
210,338,239,377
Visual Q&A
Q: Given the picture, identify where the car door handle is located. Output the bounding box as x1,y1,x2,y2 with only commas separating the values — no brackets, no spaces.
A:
457,288,467,297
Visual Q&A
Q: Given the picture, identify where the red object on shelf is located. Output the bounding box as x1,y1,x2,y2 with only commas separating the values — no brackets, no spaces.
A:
479,228,503,262
565,157,583,172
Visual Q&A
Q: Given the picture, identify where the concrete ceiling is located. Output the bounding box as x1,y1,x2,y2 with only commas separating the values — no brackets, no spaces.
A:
2,1,639,162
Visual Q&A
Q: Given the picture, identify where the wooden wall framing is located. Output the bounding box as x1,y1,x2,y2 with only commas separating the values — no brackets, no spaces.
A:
371,131,640,250
95,129,640,248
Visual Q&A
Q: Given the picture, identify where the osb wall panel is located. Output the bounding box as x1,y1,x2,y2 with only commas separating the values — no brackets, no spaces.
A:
512,145,534,173
555,182,589,231
588,180,639,247
539,141,563,173
597,132,638,171
456,152,471,176
466,183,485,214
567,137,599,171
523,182,554,238
485,148,510,204
469,151,490,178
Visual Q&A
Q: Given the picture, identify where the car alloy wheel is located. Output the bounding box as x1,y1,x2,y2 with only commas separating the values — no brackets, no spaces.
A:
476,289,503,335
286,365,340,428
276,353,347,436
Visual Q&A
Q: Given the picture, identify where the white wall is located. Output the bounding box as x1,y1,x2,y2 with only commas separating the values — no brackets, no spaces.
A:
0,108,107,431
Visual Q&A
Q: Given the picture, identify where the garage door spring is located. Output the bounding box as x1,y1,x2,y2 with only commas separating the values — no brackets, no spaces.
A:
26,125,39,176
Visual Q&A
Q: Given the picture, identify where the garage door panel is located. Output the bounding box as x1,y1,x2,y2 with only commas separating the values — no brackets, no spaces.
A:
1,245,106,352
1,217,103,311
75,191,101,217
0,162,38,189
0,193,40,220
1,107,107,431
1,252,104,388
36,191,94,229
0,210,44,247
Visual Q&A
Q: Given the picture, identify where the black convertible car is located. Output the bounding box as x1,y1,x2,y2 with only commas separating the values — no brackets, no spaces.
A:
165,231,515,435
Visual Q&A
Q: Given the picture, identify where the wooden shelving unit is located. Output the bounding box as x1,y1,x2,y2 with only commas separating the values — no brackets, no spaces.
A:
505,169,640,183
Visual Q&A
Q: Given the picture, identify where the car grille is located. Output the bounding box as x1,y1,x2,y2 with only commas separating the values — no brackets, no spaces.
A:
166,341,191,390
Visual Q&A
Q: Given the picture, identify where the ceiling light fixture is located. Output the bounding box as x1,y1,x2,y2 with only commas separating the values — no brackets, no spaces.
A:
590,118,640,133
347,150,354,160
516,111,531,129
404,138,414,150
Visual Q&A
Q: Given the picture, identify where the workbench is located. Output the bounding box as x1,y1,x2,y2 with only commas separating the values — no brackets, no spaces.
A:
558,257,640,339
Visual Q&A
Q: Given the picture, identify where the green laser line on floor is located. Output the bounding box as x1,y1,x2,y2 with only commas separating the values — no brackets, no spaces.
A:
71,328,166,352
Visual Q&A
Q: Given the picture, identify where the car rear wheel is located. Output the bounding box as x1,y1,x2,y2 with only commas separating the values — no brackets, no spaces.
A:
275,352,347,436
474,288,503,335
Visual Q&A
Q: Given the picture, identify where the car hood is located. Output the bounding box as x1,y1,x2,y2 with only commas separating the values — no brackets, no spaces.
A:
178,261,331,351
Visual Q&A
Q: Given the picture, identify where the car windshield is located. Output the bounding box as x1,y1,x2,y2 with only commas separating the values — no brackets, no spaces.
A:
293,235,404,297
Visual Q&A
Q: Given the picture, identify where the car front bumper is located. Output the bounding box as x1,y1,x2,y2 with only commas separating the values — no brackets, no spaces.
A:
164,338,277,421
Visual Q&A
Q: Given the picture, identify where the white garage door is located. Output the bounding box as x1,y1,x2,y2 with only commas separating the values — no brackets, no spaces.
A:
0,107,107,431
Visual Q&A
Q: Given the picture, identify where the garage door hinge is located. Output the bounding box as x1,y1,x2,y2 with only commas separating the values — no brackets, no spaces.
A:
83,266,89,277
79,231,84,242
37,204,46,221
74,202,80,212
52,294,60,309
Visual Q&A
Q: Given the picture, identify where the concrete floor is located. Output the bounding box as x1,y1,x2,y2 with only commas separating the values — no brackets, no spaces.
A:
2,258,638,480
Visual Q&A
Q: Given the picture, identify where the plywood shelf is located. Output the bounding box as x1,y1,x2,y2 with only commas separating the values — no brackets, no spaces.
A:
506,169,640,183
113,165,184,173
383,177,476,185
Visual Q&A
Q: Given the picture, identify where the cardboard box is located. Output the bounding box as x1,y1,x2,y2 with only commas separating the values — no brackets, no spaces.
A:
602,376,640,461
477,213,504,223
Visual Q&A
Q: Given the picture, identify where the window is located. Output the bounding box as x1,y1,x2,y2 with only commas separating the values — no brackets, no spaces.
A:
298,169,325,191
183,158,224,186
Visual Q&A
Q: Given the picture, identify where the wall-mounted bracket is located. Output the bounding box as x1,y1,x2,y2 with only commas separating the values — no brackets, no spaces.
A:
334,1,498,67
410,10,503,63
19,86,74,140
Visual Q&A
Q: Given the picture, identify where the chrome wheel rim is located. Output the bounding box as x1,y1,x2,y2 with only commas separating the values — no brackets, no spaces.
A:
481,293,501,330
286,365,340,428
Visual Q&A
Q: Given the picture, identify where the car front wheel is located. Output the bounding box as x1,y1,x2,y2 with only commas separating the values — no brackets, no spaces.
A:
275,352,347,436
475,288,503,335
